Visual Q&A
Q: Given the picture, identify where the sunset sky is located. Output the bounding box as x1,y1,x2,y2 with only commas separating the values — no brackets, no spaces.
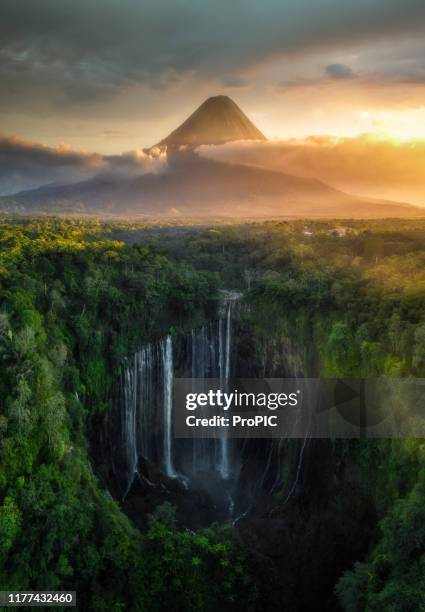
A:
1,1,425,205
1,0,425,152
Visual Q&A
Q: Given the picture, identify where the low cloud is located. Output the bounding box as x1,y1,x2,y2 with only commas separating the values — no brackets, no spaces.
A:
0,135,167,195
3,131,425,206
104,149,167,176
198,136,425,205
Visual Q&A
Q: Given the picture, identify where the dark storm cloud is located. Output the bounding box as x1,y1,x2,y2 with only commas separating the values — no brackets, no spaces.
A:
0,136,166,195
1,0,425,111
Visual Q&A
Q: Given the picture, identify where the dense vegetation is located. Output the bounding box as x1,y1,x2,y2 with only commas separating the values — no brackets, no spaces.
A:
1,216,425,610
0,218,253,611
173,218,425,611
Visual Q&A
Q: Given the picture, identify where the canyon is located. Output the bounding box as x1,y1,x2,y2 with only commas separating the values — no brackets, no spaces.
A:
92,291,374,610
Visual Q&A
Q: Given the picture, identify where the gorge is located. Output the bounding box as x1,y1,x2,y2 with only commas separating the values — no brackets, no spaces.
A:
95,288,374,610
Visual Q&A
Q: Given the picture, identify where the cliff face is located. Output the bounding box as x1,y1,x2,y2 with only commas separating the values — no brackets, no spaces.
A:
91,302,376,610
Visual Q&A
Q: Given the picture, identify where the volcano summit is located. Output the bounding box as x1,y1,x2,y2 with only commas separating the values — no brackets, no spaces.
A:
156,95,266,149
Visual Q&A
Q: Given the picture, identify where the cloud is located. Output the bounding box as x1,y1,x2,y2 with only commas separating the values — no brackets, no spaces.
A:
198,135,425,205
276,63,357,91
0,135,167,195
325,63,357,79
0,136,104,194
0,0,424,113
2,129,425,207
104,149,167,176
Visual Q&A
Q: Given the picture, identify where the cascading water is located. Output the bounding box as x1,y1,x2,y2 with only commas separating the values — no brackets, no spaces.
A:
138,344,155,464
162,335,177,479
218,299,233,479
121,342,161,494
120,292,240,496
122,360,138,493
117,289,313,528
191,325,217,474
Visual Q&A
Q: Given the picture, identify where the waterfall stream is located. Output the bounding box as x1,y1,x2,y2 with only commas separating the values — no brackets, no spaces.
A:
120,293,240,494
218,299,233,479
119,290,310,521
162,335,176,479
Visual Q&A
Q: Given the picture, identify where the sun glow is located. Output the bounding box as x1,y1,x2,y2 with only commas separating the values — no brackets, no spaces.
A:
366,107,425,142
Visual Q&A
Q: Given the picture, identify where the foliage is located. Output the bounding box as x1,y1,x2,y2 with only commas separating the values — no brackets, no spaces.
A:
3,215,425,609
0,218,253,611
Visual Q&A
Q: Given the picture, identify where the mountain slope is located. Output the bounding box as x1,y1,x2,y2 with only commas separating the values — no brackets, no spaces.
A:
156,95,266,148
1,153,422,218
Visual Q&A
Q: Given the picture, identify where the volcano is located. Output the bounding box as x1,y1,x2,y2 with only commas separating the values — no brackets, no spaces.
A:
155,95,266,148
0,96,422,219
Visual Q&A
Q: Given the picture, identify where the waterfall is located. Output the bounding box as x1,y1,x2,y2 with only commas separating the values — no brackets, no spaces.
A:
218,299,233,479
122,344,157,494
120,291,240,492
117,289,313,525
191,326,215,473
120,335,180,487
122,360,138,492
162,335,177,478
225,300,232,379
138,345,154,463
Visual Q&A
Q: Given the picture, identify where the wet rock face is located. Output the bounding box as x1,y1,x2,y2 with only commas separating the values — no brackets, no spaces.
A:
236,435,377,611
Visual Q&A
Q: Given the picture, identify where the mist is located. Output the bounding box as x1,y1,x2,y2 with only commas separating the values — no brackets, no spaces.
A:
198,136,425,206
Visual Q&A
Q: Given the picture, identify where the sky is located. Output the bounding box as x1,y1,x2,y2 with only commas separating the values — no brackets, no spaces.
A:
1,0,425,204
1,0,425,152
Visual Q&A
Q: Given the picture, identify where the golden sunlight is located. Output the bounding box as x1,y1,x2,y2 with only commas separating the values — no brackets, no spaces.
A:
367,107,425,142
